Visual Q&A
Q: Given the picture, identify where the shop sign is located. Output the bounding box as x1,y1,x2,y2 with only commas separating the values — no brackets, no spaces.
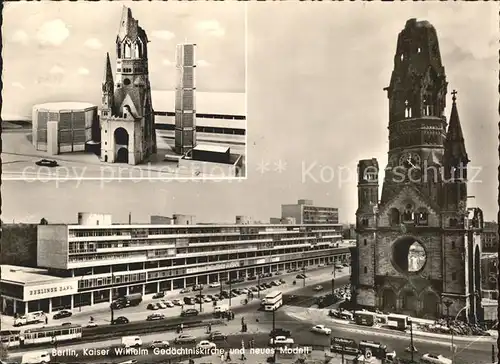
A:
185,261,240,274
24,280,78,300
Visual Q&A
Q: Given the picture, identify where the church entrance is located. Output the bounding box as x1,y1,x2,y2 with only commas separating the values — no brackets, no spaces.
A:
114,127,129,164
401,290,418,316
382,289,397,312
421,292,439,318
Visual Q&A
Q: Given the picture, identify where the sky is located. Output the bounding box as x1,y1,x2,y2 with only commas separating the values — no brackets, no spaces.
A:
2,2,498,225
1,1,246,120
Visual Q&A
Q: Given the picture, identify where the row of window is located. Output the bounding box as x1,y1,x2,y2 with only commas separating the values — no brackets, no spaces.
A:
362,265,458,280
362,238,458,249
69,226,341,238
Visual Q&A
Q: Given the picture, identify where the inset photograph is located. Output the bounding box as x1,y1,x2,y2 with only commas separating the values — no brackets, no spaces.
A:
2,2,246,179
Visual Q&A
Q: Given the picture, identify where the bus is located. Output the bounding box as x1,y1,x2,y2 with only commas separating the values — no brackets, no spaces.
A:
0,330,21,348
387,314,410,331
263,291,283,311
330,337,359,355
22,324,83,346
359,340,396,361
354,311,376,326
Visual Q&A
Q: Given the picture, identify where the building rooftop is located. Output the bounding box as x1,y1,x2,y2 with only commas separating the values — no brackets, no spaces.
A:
151,90,245,117
0,265,64,285
33,102,97,111
193,144,230,154
155,114,246,130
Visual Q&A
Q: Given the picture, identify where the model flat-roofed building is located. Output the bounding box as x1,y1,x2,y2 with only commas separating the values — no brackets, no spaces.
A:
32,102,98,155
0,211,349,316
281,199,339,225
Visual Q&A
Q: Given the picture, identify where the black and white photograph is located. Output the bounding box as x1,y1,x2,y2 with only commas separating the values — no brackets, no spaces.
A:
2,2,246,179
0,2,498,364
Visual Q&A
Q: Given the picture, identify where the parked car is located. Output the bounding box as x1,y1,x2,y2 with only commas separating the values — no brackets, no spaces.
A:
250,287,259,292
279,279,286,284
147,303,159,310
53,310,72,320
174,334,196,344
311,325,331,335
196,340,217,350
157,302,167,309
209,282,221,288
180,288,191,294
147,313,165,321
296,274,306,279
35,159,59,167
193,284,204,291
86,322,98,328
163,300,174,308
269,336,294,346
150,340,170,349
247,276,257,281
269,328,291,338
313,285,324,292
204,296,212,303
172,299,182,306
209,331,227,341
111,316,129,325
420,354,452,364
264,283,272,289
61,322,72,326
152,292,165,299
181,308,199,317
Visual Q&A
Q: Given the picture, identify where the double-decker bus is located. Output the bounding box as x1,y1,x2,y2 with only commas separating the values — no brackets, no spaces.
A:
387,314,410,331
359,340,396,361
330,337,359,355
262,291,283,311
354,311,376,326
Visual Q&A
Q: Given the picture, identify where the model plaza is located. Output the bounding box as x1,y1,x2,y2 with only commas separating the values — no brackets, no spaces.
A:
1,207,350,316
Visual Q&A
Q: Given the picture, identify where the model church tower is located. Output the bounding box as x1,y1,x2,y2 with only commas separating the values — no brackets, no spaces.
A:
100,6,156,165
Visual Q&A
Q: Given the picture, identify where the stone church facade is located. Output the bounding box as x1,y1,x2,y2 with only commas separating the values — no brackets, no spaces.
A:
353,19,484,322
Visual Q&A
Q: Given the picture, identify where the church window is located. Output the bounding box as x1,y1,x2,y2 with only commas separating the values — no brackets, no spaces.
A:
400,54,404,61
123,78,131,86
117,84,121,88
389,208,400,226
364,239,367,246
404,100,412,118
451,241,456,249
364,267,368,274
124,112,127,118
402,204,414,222
124,41,132,59
449,218,458,227
104,155,108,162
416,209,428,226
417,47,421,53
134,43,140,58
117,68,122,72
117,43,122,58
451,272,457,281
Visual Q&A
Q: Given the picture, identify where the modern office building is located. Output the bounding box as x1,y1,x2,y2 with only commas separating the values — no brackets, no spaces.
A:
281,199,339,224
174,43,197,155
32,102,98,155
0,212,348,316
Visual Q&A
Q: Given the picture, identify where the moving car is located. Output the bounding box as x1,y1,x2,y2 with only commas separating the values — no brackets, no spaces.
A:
421,353,452,364
152,292,165,299
122,336,142,348
181,308,199,317
147,303,159,310
180,288,190,294
53,310,72,320
196,340,217,350
21,351,51,364
86,322,98,328
111,316,129,325
311,324,332,335
147,313,165,321
193,284,204,291
313,285,324,292
269,328,291,338
269,336,294,346
209,331,227,341
35,159,58,168
209,282,221,288
174,334,196,344
149,340,170,349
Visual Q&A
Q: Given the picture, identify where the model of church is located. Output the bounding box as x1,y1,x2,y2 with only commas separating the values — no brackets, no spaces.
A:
99,7,157,165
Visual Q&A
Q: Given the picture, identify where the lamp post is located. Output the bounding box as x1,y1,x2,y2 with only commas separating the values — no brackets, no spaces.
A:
408,318,414,363
198,286,203,313
257,274,263,299
302,265,306,288
228,275,233,308
272,307,277,363
450,305,469,364
331,268,336,296
444,300,452,326
110,270,115,324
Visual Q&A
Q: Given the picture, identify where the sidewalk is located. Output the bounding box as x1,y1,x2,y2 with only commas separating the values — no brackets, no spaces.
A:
1,267,345,331
284,306,497,343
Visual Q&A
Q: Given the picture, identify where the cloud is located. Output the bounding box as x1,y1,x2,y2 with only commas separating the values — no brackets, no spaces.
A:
84,38,102,50
36,19,70,46
11,82,25,90
49,65,65,75
162,59,174,67
151,30,175,41
10,30,29,45
197,59,211,67
77,67,90,76
197,20,225,37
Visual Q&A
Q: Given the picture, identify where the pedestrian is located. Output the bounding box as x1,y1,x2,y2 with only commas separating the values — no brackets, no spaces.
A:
220,353,225,362
226,351,231,361
209,323,212,333
45,317,48,325
180,323,184,332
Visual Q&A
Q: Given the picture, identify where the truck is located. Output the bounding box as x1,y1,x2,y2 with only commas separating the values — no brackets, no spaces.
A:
214,304,229,313
21,351,51,363
14,311,45,327
121,336,142,348
113,293,143,308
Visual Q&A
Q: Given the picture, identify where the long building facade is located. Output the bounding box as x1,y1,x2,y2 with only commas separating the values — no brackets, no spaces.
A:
1,213,349,316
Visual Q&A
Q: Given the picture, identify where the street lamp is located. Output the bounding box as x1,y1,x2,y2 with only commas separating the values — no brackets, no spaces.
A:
302,265,306,287
444,300,452,326
331,268,336,296
257,274,264,299
110,270,115,324
408,318,414,363
450,305,469,364
198,286,203,313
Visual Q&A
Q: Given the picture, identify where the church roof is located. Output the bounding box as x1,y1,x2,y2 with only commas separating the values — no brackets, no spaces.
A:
117,6,148,43
444,91,469,164
103,52,113,84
